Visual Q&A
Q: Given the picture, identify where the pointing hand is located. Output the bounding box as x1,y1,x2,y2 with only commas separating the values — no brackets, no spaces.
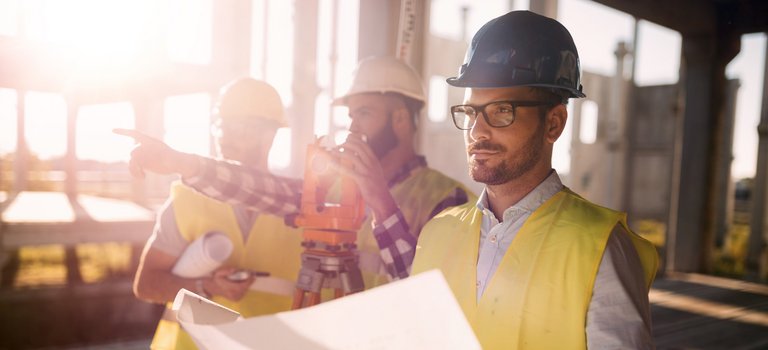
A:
113,128,199,179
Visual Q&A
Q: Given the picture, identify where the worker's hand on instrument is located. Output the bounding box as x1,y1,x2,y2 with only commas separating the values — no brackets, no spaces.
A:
113,128,200,179
332,133,398,221
205,266,254,301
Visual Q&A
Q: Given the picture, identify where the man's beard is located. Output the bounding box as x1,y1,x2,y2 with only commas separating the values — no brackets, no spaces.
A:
467,123,545,185
367,115,398,159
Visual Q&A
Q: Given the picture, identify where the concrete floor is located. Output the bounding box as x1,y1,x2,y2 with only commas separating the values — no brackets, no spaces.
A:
651,272,768,350
61,339,152,350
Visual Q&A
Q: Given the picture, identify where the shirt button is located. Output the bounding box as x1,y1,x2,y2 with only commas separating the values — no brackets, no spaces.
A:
476,280,481,287
490,235,497,243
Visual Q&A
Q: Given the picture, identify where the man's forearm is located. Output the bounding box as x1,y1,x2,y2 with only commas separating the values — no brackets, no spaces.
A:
183,157,303,216
176,152,203,178
373,210,417,280
372,187,471,280
134,269,209,304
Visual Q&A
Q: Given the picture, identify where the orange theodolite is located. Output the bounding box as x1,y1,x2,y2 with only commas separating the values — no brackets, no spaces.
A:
286,139,366,309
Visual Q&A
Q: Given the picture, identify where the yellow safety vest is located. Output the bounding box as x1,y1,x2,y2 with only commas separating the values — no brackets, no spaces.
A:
412,188,658,350
355,167,476,288
151,182,304,350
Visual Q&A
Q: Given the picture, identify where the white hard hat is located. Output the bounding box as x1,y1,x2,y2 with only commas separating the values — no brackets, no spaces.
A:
216,78,287,127
332,56,426,106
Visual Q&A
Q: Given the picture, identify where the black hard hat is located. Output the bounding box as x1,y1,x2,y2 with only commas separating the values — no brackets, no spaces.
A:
447,11,586,98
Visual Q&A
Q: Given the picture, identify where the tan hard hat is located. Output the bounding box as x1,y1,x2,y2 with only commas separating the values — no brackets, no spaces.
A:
216,78,287,126
332,56,426,106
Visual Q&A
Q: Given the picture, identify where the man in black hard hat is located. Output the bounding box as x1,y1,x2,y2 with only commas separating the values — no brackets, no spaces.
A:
411,11,658,349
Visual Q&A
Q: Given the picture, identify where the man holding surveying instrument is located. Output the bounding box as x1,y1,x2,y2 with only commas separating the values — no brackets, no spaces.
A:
117,56,474,297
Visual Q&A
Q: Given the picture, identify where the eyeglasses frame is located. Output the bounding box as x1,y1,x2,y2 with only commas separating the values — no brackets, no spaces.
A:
450,100,556,130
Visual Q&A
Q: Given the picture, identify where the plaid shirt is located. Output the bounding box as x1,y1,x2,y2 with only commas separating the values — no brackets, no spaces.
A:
184,156,469,280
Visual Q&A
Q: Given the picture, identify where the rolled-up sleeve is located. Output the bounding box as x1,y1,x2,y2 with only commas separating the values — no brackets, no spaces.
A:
183,156,303,216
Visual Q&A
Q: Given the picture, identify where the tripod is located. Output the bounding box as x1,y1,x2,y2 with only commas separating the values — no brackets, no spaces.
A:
291,239,364,308
288,141,366,309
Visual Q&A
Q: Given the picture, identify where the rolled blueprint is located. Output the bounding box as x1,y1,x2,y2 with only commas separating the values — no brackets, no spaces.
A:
171,231,233,278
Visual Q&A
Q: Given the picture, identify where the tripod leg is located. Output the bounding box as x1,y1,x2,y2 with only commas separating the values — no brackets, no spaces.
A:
293,256,325,309
340,259,365,295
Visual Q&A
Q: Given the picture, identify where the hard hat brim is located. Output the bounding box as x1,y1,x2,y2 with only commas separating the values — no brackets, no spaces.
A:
446,76,587,99
331,95,348,106
330,90,426,107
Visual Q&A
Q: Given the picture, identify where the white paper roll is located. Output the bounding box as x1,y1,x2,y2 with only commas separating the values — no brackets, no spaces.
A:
171,231,233,278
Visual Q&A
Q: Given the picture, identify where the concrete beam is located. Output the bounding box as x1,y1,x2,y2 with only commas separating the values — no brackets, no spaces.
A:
590,0,716,34
590,0,768,36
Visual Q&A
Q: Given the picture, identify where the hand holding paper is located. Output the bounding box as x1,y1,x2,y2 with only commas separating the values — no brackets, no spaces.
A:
171,230,293,300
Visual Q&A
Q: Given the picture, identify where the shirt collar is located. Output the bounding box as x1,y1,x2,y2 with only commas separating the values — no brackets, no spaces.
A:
388,155,427,188
476,170,564,220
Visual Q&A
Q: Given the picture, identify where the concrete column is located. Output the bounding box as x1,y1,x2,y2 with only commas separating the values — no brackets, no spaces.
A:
64,98,81,285
64,100,79,196
357,0,398,59
529,0,559,18
606,41,630,210
289,0,320,176
13,90,27,193
130,97,165,203
668,31,738,273
747,39,768,281
211,0,252,78
713,79,739,248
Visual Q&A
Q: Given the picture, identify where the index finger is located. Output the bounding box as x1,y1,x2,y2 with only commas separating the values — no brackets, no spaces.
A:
113,128,156,144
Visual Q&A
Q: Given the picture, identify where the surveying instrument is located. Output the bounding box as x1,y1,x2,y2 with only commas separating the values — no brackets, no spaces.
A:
286,140,366,309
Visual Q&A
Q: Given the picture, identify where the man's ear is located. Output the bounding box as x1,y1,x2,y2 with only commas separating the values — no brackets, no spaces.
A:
545,104,568,144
